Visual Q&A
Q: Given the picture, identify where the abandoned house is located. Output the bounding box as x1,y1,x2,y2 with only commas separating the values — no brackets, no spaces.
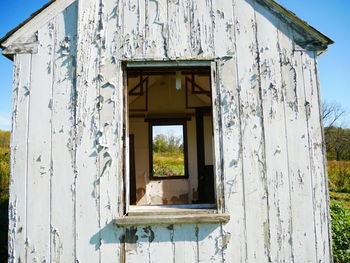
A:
0,0,334,262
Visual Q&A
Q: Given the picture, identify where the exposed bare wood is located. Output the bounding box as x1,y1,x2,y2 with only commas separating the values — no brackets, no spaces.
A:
115,214,230,226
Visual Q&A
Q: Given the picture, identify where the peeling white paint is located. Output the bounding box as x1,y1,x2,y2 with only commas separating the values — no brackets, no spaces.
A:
6,0,332,262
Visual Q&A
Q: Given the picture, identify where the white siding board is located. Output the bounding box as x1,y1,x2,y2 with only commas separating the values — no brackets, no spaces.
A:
254,5,293,262
26,21,54,263
233,0,270,261
217,58,246,263
167,0,191,58
123,0,146,58
75,0,101,261
197,224,223,263
173,224,198,263
189,0,214,58
50,3,78,262
124,226,151,263
212,0,235,57
302,51,331,263
144,0,169,58
8,54,31,263
99,0,125,261
149,226,174,263
279,31,317,262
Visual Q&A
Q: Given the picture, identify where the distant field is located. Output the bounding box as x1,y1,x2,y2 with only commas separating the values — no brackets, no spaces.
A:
153,152,185,177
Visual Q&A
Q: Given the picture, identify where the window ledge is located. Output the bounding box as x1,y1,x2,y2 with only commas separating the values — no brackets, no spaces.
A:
115,213,230,226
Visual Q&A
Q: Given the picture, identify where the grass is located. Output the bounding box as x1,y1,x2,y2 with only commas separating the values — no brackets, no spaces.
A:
153,152,185,177
328,161,350,193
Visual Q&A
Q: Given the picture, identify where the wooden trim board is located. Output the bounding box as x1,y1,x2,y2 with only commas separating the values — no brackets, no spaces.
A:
115,213,230,226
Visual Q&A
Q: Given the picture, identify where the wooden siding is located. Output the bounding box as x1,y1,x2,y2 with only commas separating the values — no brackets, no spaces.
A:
8,0,331,262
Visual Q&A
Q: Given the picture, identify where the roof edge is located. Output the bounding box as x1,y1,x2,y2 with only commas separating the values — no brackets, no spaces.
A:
261,0,334,46
0,0,334,52
0,0,56,48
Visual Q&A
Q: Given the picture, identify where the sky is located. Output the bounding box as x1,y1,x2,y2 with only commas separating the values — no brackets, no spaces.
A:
0,0,349,130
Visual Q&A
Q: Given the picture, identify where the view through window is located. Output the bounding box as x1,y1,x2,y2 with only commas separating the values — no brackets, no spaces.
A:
127,64,216,206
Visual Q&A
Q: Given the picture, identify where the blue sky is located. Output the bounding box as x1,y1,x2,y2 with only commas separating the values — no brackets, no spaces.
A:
0,0,349,130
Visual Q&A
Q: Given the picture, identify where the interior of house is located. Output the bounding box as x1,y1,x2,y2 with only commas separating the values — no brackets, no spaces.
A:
127,66,216,206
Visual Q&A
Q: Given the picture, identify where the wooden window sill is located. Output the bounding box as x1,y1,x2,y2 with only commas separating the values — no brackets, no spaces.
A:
115,213,230,226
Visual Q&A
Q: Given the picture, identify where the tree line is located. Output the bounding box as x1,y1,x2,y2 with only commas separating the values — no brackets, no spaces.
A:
323,101,350,161
153,134,184,154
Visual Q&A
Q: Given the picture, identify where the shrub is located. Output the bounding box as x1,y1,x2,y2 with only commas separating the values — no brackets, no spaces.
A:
330,200,350,263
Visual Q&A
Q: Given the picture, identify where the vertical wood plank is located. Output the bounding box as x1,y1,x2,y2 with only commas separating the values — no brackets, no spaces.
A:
123,0,146,58
279,30,317,262
149,226,174,263
197,224,223,263
99,0,125,260
144,0,169,58
75,0,101,261
313,53,332,263
50,3,78,262
167,0,191,58
212,0,235,57
26,21,54,263
189,0,214,58
173,224,198,263
124,226,151,263
233,0,270,261
8,54,31,263
254,5,293,262
302,50,331,263
217,57,246,263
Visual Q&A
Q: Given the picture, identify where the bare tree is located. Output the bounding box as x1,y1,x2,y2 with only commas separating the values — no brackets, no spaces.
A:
326,126,350,160
322,101,347,136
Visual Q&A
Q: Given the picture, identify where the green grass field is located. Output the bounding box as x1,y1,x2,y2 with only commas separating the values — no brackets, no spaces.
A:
153,152,185,177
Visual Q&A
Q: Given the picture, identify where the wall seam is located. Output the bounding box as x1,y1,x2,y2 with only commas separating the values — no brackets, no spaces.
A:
252,4,271,260
24,53,33,263
300,50,319,263
312,52,333,262
277,26,295,263
231,0,248,261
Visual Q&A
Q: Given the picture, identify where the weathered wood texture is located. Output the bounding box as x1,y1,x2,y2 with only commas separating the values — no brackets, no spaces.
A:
7,0,331,262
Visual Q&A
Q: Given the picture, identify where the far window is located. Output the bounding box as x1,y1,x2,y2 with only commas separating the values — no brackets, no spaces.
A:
149,121,188,179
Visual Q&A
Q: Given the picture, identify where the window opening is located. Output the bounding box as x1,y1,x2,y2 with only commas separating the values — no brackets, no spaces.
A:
126,64,215,206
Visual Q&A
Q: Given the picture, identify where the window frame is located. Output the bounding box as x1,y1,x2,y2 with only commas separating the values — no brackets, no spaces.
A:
120,60,226,220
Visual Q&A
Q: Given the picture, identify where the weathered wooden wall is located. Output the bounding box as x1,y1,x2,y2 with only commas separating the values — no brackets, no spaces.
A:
7,0,331,262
